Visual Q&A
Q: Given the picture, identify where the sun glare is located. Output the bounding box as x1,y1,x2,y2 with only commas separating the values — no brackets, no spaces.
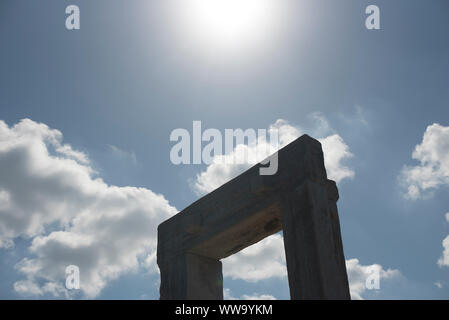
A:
175,0,283,53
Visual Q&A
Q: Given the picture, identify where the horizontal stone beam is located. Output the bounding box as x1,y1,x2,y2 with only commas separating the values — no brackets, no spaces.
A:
158,135,327,262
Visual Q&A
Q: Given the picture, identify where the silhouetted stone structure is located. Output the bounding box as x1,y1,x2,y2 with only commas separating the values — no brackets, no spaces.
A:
157,135,350,300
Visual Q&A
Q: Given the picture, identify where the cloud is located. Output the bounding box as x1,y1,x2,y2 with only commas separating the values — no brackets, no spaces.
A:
13,278,68,298
320,134,355,183
223,288,276,300
337,105,370,130
108,145,137,165
0,119,177,297
400,124,449,200
400,123,449,266
223,288,236,300
223,233,399,300
241,293,276,300
193,118,354,195
345,258,401,300
223,234,287,282
13,279,46,296
437,213,449,268
437,236,449,267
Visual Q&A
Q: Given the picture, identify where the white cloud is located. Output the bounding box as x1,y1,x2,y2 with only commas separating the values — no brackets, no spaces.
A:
13,279,44,296
0,119,177,297
193,118,354,195
307,112,333,137
223,234,287,282
320,134,355,183
55,144,89,165
193,159,251,196
241,293,276,300
143,250,159,274
223,233,399,300
345,258,401,300
223,288,276,300
108,145,137,165
438,214,449,268
401,123,449,268
223,288,236,300
400,124,449,200
437,236,449,267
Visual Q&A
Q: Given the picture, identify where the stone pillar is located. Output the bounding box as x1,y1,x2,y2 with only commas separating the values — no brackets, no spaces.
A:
280,180,351,300
159,252,223,300
326,180,351,297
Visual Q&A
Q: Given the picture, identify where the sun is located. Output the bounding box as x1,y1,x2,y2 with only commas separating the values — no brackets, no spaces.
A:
188,0,269,41
175,0,282,53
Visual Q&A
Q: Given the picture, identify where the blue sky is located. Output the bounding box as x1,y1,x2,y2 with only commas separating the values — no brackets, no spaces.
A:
0,0,449,299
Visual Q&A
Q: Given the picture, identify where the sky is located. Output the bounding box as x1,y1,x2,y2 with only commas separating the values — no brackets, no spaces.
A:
0,0,449,299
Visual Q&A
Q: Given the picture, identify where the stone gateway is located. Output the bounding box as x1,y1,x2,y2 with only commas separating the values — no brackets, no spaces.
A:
157,135,351,300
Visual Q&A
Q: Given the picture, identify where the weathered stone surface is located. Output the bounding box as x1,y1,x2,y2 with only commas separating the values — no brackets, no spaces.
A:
159,252,222,300
157,135,350,300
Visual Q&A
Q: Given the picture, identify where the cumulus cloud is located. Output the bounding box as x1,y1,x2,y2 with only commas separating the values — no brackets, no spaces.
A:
241,293,276,300
193,118,354,195
400,124,449,267
440,236,449,267
223,234,287,282
437,213,449,268
223,233,399,300
345,258,401,300
223,288,276,300
223,288,236,300
0,119,177,297
13,279,47,297
320,134,355,183
400,124,449,200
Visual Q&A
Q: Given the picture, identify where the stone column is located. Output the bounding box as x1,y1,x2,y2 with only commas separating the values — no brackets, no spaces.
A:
280,180,351,300
159,252,223,300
